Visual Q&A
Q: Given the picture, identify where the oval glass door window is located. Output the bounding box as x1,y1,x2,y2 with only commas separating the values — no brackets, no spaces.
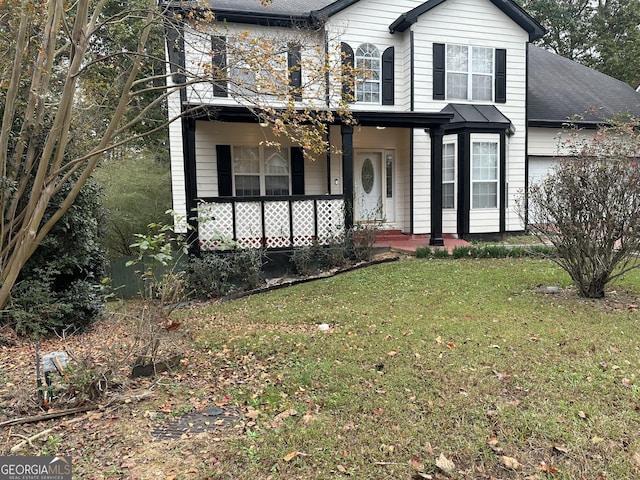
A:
361,158,374,193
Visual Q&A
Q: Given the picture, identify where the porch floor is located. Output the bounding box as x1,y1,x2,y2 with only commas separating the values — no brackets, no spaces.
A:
373,231,470,254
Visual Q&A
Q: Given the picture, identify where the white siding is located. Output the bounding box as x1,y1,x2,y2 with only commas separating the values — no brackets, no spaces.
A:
194,122,326,197
411,0,529,232
183,23,326,108
167,90,187,232
412,130,432,234
528,126,596,157
326,1,418,111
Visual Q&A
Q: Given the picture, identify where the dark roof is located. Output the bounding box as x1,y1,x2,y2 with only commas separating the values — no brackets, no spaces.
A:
389,0,545,41
441,104,513,131
198,0,357,25
528,44,640,127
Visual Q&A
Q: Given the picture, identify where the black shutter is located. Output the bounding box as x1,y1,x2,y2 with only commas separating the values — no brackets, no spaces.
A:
341,42,355,102
166,25,185,84
288,43,302,101
291,147,305,195
216,145,233,197
382,47,395,105
211,36,227,97
495,48,507,103
433,43,445,100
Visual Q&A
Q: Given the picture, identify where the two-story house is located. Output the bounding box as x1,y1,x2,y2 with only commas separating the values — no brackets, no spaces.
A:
164,0,638,253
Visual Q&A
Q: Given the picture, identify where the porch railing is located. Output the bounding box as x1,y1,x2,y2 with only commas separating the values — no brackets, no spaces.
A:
196,195,345,250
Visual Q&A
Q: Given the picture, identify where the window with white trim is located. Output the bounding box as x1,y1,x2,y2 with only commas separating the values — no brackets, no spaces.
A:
232,146,290,196
446,45,494,101
355,43,381,104
471,141,498,208
442,142,456,209
229,43,288,97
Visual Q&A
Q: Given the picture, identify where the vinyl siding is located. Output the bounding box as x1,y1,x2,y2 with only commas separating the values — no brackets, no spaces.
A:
194,122,325,198
411,0,529,232
167,90,188,232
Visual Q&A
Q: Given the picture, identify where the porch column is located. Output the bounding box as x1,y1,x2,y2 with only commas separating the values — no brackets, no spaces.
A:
429,127,444,246
341,124,354,230
182,116,200,255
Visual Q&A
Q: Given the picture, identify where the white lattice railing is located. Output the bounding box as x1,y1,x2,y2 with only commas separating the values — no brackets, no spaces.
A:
197,196,345,251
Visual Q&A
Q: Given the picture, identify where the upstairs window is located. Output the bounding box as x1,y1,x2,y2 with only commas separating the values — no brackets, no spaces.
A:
447,45,493,101
433,44,506,103
355,43,381,104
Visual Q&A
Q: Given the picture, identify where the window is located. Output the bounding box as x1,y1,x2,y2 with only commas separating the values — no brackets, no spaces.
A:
442,142,456,209
355,43,381,103
232,146,290,196
446,45,493,101
471,141,498,209
229,41,290,97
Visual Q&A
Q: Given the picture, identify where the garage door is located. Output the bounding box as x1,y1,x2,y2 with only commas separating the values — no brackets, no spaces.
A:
528,156,557,186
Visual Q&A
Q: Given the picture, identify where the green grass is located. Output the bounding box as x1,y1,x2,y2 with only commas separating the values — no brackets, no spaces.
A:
183,258,640,479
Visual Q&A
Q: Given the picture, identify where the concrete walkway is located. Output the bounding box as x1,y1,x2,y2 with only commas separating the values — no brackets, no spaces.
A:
373,231,471,254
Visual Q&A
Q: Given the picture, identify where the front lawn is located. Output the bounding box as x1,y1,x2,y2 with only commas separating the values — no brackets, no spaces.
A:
3,258,640,479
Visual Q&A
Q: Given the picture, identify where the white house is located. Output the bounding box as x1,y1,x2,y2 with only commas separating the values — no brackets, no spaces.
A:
164,0,640,252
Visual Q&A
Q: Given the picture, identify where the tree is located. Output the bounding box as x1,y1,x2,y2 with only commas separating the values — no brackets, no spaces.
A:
0,0,351,314
520,0,640,87
92,153,172,258
522,121,640,298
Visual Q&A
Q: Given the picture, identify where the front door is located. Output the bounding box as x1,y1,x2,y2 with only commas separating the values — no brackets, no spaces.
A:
355,152,383,221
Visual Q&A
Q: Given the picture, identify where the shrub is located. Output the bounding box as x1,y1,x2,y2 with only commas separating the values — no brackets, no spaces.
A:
452,246,473,258
5,181,107,336
522,121,640,298
188,249,264,299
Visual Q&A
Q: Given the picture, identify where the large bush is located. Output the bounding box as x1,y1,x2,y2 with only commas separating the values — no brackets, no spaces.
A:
6,181,107,336
523,121,640,298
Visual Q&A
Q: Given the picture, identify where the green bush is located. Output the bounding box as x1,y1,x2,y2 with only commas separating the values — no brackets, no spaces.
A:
452,246,473,258
5,181,107,337
188,249,264,299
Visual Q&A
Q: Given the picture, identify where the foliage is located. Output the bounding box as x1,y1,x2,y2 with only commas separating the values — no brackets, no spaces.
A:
290,238,349,276
92,153,172,258
7,259,640,475
520,0,640,87
415,243,556,259
4,181,107,336
522,121,640,298
187,249,265,299
0,0,353,314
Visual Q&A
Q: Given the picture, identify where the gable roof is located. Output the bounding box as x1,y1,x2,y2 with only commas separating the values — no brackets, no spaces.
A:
389,0,545,41
528,44,640,127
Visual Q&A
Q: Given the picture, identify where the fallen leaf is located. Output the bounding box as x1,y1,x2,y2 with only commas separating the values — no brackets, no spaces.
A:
537,462,558,473
388,351,398,357
435,453,455,473
409,455,424,470
578,410,588,419
245,407,260,420
552,444,569,455
284,451,298,462
435,335,442,344
273,408,298,423
500,456,522,470
446,342,456,349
